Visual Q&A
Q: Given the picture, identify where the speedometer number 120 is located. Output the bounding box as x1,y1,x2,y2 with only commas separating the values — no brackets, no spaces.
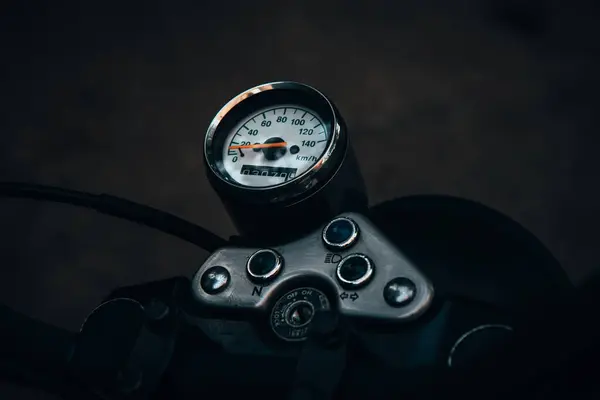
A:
221,105,329,188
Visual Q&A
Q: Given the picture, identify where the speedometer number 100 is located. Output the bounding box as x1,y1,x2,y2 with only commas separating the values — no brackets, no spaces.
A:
221,105,329,188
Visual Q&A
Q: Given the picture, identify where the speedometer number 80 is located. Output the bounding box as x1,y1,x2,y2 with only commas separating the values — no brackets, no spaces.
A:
221,105,329,188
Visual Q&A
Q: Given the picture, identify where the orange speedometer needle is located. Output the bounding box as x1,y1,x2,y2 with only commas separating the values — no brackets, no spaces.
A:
229,142,288,150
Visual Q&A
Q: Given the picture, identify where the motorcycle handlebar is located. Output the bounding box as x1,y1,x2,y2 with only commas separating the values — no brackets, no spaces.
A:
1,273,599,400
0,188,586,399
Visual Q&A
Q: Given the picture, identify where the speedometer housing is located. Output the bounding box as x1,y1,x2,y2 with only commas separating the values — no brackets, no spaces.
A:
204,82,367,244
205,82,346,204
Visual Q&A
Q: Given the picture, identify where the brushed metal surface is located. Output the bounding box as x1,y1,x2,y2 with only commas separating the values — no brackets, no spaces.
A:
191,212,434,322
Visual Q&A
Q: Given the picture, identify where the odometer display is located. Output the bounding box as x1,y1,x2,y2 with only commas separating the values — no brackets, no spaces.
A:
221,105,329,188
239,165,298,181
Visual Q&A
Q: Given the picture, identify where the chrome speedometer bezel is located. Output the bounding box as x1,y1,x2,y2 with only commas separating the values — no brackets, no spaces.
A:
204,81,348,206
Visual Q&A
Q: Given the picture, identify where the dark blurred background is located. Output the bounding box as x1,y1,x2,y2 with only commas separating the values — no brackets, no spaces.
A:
1,0,599,397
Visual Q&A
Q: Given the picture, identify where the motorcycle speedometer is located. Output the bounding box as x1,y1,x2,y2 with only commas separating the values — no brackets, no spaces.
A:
204,82,366,242
205,82,346,202
218,102,332,188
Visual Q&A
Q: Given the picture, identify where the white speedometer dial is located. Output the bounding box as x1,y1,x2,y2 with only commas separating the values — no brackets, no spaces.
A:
221,105,328,188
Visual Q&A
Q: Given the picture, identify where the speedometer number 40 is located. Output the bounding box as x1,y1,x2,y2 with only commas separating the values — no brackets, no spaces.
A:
221,105,328,188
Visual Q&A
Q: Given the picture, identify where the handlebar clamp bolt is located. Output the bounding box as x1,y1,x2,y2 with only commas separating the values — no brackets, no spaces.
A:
200,266,231,294
383,277,417,307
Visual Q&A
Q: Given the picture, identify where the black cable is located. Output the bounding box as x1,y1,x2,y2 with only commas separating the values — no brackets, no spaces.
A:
0,182,228,252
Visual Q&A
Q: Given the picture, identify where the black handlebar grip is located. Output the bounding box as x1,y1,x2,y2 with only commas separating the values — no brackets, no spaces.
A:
0,304,75,393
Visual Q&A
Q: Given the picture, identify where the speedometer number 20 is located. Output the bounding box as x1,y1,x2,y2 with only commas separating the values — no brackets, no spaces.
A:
221,105,329,188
